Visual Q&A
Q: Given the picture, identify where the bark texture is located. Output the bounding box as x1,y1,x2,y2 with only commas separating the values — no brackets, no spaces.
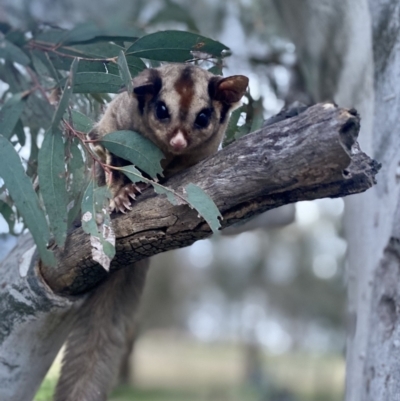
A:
360,2,400,399
39,104,379,296
0,234,78,401
273,1,400,400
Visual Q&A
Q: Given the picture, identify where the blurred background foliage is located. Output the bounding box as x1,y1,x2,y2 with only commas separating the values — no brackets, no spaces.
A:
0,0,346,400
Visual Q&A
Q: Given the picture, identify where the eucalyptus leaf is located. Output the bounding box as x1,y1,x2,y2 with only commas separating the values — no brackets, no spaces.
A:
126,30,229,62
65,110,94,133
223,106,244,147
0,93,27,140
31,50,60,80
125,55,147,77
69,72,123,93
5,30,26,47
81,179,100,237
0,38,30,65
118,51,133,93
184,183,221,233
152,182,179,205
0,200,16,234
24,95,54,133
0,135,54,266
208,64,223,76
118,165,178,205
27,128,39,178
66,139,86,226
0,61,28,93
59,42,123,59
49,53,107,73
51,58,78,131
38,128,68,247
14,119,25,146
81,179,115,270
116,164,145,184
100,130,164,178
31,51,51,78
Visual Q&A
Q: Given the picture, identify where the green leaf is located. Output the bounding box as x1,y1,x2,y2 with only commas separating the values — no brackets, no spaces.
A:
49,53,105,73
152,182,179,205
81,179,115,270
14,119,25,146
208,64,223,76
0,200,16,234
58,42,123,59
100,130,164,178
50,53,144,77
6,30,27,47
31,50,51,78
0,93,27,140
66,139,86,226
223,106,244,147
0,38,30,65
118,51,133,93
116,164,145,183
126,30,229,62
69,72,123,93
27,128,39,178
38,128,68,247
65,110,94,133
0,61,29,93
51,58,78,131
24,95,54,133
124,55,147,77
0,135,54,266
118,165,178,205
184,183,221,233
251,114,264,133
31,50,60,81
81,180,99,237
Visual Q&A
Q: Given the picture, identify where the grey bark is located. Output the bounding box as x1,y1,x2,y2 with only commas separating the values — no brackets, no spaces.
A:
0,234,79,401
0,103,378,400
40,104,377,296
273,1,400,400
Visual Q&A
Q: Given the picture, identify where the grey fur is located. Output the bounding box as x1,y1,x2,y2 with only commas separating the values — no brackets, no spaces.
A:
54,260,149,401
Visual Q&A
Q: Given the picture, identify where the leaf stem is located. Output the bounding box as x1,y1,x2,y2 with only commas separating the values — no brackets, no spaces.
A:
28,41,119,63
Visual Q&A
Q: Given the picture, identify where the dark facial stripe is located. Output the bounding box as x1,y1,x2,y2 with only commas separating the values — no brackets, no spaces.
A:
174,66,194,120
134,69,162,115
219,103,231,124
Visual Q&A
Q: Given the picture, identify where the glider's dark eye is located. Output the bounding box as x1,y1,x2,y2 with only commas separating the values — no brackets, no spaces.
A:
155,101,170,120
194,109,211,128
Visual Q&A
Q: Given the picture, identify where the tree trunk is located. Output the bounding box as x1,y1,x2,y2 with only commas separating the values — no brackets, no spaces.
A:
273,0,400,399
0,234,79,400
0,104,378,399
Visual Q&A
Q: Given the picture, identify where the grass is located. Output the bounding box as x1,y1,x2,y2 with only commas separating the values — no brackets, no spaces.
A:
35,331,344,401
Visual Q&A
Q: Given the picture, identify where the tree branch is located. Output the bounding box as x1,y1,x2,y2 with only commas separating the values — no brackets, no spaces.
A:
40,103,380,296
